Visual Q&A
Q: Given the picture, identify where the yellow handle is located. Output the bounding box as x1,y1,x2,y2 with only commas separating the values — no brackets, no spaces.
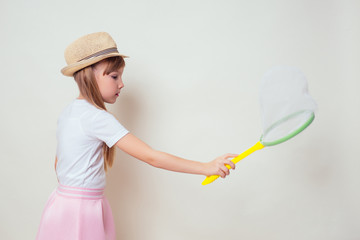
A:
202,141,265,185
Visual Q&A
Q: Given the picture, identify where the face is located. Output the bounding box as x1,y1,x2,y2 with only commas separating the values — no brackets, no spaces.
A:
93,61,124,104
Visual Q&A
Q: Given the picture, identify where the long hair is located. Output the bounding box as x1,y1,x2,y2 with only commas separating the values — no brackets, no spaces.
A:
73,56,125,171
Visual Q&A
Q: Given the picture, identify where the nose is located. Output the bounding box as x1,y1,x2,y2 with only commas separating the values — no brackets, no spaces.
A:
118,80,124,89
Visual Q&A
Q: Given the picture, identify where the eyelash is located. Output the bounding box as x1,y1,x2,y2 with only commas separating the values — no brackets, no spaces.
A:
111,76,118,80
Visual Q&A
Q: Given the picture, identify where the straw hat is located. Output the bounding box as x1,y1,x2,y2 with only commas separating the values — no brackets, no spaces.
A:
61,32,128,76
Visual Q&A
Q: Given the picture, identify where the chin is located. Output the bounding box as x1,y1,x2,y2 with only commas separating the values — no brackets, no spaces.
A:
105,99,116,104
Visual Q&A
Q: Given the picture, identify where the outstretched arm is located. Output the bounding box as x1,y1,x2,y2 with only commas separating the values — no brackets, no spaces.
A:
115,133,236,178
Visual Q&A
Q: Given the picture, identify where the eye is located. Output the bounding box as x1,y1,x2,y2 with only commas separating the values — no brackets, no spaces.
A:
111,75,118,80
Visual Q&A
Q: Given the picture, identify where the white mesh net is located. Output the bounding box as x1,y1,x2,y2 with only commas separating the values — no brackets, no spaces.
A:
259,66,317,145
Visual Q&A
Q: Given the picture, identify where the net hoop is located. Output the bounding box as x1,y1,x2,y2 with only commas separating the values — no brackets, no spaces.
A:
260,110,315,146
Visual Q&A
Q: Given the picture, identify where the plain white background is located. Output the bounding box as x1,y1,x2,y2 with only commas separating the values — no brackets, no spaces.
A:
1,0,359,239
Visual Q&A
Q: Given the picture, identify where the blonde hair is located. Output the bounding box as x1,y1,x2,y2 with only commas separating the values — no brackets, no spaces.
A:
73,56,125,171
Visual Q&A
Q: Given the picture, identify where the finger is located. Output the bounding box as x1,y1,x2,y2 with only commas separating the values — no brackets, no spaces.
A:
221,165,230,176
223,153,239,160
226,160,236,170
218,169,226,178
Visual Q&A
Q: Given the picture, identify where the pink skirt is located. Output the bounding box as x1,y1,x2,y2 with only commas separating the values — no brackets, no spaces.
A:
36,184,116,240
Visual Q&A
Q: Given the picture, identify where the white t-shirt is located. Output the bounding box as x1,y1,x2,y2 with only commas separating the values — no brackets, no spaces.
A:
56,99,129,189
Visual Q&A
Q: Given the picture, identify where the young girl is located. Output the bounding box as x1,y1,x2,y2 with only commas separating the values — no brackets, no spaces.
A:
36,32,237,240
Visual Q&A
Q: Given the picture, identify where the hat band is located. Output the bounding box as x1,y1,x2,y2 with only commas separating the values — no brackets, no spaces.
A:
79,47,119,62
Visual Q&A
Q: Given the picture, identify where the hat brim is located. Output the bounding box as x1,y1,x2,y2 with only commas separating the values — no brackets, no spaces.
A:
61,53,129,77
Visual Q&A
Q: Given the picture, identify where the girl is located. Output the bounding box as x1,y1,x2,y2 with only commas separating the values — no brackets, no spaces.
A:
36,32,237,240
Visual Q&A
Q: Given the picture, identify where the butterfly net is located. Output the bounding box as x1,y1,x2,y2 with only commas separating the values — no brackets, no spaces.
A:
259,66,317,146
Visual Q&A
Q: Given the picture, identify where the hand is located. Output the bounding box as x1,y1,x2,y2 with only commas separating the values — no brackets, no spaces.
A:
205,153,238,178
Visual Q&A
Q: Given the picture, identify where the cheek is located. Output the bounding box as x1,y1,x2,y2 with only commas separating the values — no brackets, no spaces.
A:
96,81,105,94
95,78,109,97
101,79,116,96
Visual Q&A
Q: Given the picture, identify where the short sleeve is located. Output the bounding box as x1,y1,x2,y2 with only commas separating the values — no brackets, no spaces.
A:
82,110,129,147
